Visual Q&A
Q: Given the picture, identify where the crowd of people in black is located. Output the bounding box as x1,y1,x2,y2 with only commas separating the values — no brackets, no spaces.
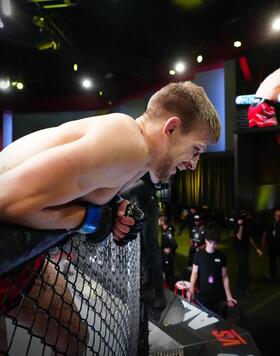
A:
156,204,280,318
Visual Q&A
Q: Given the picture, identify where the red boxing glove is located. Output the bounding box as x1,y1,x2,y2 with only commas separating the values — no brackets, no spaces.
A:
248,97,278,128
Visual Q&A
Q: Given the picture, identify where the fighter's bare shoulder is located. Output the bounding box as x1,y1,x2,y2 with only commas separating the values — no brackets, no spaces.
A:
70,113,149,188
85,113,149,165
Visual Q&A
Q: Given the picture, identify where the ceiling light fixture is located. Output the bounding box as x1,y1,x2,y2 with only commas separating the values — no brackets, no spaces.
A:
33,15,45,29
31,0,77,9
81,78,92,89
73,63,78,72
0,79,10,90
234,41,242,48
272,17,280,31
37,40,60,51
169,69,176,75
16,82,24,90
174,61,186,73
197,55,203,63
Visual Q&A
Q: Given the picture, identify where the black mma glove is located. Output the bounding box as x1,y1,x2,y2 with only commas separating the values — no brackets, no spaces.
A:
76,196,144,245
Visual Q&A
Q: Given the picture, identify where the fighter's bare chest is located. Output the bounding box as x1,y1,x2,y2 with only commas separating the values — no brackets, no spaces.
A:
81,187,121,205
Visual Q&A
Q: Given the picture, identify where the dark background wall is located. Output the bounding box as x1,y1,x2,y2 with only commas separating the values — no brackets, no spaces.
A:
12,110,105,140
235,128,280,211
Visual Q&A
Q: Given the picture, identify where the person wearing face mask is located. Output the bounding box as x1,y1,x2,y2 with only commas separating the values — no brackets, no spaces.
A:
187,214,206,268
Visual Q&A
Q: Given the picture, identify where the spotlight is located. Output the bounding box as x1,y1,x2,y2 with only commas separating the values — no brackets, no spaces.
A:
272,17,280,31
0,79,10,90
16,82,24,90
169,69,176,75
99,90,103,96
73,63,78,72
174,61,186,73
234,41,242,48
197,55,203,63
81,78,92,89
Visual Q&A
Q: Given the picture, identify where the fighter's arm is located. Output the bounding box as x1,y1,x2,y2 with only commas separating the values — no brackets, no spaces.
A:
256,68,280,101
222,267,237,306
0,125,145,229
0,138,95,228
187,264,198,302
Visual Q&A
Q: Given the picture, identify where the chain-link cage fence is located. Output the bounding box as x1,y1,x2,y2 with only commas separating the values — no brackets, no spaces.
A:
0,233,141,356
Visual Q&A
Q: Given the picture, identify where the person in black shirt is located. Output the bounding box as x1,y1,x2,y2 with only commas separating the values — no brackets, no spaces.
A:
188,214,206,268
262,208,280,279
187,222,236,315
234,212,262,297
160,217,177,290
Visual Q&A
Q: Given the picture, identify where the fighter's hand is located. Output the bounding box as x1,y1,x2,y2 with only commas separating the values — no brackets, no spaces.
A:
227,298,237,308
256,248,263,257
114,199,145,246
112,199,135,241
248,97,278,128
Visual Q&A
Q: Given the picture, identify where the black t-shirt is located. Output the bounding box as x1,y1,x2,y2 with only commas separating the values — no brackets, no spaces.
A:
190,226,206,248
193,249,226,298
161,226,177,252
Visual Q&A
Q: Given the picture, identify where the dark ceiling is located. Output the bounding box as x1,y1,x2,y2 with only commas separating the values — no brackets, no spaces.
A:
0,0,280,102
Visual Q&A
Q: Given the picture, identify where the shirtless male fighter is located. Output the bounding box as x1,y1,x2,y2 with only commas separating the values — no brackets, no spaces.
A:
0,81,221,354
